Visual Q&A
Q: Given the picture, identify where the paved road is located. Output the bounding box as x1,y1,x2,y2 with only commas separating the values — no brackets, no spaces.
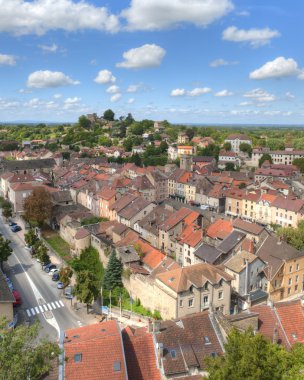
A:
0,217,84,341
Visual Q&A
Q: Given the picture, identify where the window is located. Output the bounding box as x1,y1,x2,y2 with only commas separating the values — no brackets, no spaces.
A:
288,278,292,285
179,300,183,307
204,336,211,345
295,285,298,292
74,353,82,363
204,282,209,290
114,361,121,372
297,264,300,271
296,275,299,283
203,295,209,306
170,350,177,359
289,265,293,273
218,291,223,300
288,287,291,295
188,298,194,307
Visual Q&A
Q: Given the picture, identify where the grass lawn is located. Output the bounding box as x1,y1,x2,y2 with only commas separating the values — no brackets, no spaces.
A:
42,229,72,262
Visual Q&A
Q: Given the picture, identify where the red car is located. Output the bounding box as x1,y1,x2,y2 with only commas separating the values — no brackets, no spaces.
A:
13,290,22,306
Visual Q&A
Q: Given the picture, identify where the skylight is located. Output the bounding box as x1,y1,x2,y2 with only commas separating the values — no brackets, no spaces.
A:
74,353,82,363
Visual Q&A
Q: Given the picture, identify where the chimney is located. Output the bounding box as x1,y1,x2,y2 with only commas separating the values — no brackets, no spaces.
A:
153,320,161,334
148,319,153,333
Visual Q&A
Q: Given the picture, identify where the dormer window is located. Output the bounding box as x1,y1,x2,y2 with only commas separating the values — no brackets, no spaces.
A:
74,353,82,363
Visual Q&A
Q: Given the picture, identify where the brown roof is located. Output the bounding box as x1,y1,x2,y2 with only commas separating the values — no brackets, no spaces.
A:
64,320,127,380
122,327,161,380
233,218,265,235
74,228,90,240
160,207,192,232
155,312,224,376
271,196,304,212
118,197,153,221
98,186,116,201
224,251,261,273
156,262,232,293
110,193,137,212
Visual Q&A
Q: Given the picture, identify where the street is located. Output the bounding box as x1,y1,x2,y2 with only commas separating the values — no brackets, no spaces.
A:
0,216,84,341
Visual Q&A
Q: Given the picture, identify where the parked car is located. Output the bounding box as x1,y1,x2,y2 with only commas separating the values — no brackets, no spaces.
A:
12,290,22,306
48,268,59,276
11,225,21,232
5,277,14,292
45,264,56,273
52,272,60,281
42,262,52,270
8,221,17,227
64,286,73,299
57,281,64,289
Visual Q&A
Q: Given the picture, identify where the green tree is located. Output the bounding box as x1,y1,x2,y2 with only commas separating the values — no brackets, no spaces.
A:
62,151,70,160
24,228,39,247
36,241,50,265
239,182,246,189
74,270,100,313
277,221,304,250
128,123,144,136
185,128,195,141
103,109,115,121
0,236,12,270
293,158,304,173
223,142,232,151
78,115,91,130
59,266,73,287
159,141,168,153
129,153,142,167
240,142,252,156
103,250,122,291
123,137,133,152
23,187,53,227
125,113,134,126
70,246,104,284
225,162,236,171
2,200,12,219
206,328,288,380
0,319,60,380
259,153,273,167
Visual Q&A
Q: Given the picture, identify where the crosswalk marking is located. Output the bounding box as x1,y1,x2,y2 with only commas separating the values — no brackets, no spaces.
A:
25,300,65,317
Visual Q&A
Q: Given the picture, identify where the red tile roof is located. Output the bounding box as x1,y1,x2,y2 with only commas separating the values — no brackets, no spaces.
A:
122,327,161,380
74,228,90,240
134,239,165,270
64,321,127,380
206,219,233,239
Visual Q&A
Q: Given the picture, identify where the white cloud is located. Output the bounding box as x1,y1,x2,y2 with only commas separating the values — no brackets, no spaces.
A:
215,89,233,97
106,85,120,94
236,10,250,16
38,43,58,53
128,98,135,104
127,84,142,92
244,88,276,102
94,69,116,84
239,101,252,106
0,54,16,66
110,93,122,102
223,26,280,47
18,88,32,94
286,91,295,99
188,87,211,96
53,93,62,99
209,58,239,67
0,0,119,35
171,88,186,97
121,0,233,31
116,44,165,69
249,57,302,80
27,70,80,88
63,97,81,109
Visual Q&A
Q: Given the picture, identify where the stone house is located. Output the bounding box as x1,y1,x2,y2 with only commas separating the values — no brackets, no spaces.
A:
116,197,156,228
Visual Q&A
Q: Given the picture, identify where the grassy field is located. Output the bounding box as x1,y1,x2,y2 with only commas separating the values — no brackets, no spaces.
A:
42,229,72,262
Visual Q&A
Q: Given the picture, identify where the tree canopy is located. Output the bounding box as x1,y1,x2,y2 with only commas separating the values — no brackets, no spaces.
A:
74,270,100,312
293,158,304,173
23,187,53,226
259,153,273,167
0,236,12,270
0,319,60,380
103,250,122,291
103,109,115,121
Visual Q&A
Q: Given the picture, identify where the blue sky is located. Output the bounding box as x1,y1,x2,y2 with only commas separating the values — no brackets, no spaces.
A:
0,0,304,124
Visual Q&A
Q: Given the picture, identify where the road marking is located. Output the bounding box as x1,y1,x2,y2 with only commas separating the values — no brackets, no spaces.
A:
43,304,48,311
25,300,65,317
51,302,56,309
59,300,64,307
30,308,35,315
39,306,44,313
26,309,32,317
35,306,40,314
55,301,60,308
47,303,53,310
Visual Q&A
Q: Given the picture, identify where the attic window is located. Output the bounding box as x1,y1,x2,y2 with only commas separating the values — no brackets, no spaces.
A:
170,350,177,358
72,335,80,339
204,336,211,345
168,277,175,282
114,361,121,372
211,352,217,358
74,353,82,363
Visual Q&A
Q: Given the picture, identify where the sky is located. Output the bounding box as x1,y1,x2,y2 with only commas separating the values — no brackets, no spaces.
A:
1,0,304,124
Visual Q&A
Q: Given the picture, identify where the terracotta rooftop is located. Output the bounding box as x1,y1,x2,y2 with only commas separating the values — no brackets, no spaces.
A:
74,228,90,240
160,207,192,232
271,196,304,212
206,219,233,240
122,326,161,380
233,218,265,236
64,320,127,380
156,262,232,293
